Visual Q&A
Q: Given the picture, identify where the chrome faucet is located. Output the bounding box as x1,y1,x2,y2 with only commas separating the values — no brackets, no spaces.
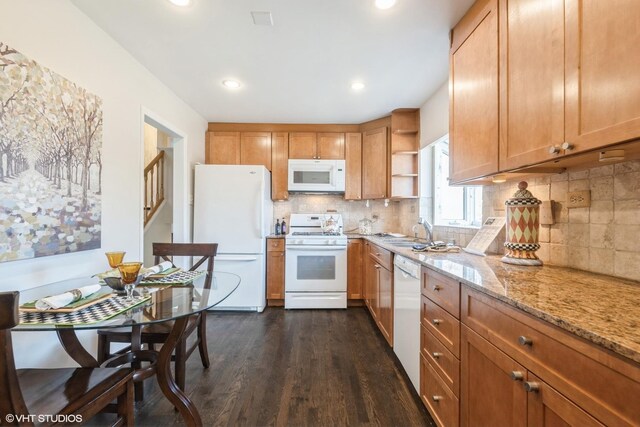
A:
418,217,434,245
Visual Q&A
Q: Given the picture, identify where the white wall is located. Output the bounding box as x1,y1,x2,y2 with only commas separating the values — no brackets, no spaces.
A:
419,81,449,148
0,0,207,367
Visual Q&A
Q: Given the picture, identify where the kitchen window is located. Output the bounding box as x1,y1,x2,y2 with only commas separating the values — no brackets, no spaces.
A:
420,136,483,228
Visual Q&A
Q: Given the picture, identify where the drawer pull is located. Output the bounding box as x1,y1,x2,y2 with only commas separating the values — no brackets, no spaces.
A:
524,381,540,393
432,319,442,326
510,371,524,381
432,352,443,359
432,395,444,402
518,336,533,346
374,264,381,269
375,252,382,256
433,285,442,292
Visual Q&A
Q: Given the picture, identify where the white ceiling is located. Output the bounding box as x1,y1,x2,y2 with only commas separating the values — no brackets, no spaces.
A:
72,0,474,124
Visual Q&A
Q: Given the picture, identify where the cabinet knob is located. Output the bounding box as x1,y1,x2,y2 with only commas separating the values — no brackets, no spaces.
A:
431,395,443,402
561,141,573,151
432,352,443,359
433,285,442,292
375,252,382,256
511,371,524,381
548,145,560,155
524,382,540,393
374,264,381,269
518,336,533,346
432,318,442,326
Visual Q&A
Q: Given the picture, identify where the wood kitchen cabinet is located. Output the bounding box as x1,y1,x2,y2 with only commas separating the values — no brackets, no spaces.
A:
288,132,345,159
206,131,271,170
527,373,603,427
362,127,388,200
498,0,566,170
420,267,462,426
271,132,289,200
344,133,362,200
451,0,640,179
288,132,317,159
206,131,240,164
564,0,640,155
347,239,363,299
364,242,393,346
365,252,379,321
449,0,499,183
240,132,272,170
377,264,393,346
461,286,640,426
460,325,527,427
266,238,285,305
390,109,419,199
317,133,345,159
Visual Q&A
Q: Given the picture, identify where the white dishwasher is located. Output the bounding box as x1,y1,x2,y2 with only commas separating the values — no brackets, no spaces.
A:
393,255,421,393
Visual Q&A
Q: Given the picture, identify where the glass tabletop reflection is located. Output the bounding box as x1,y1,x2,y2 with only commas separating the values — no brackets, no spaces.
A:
14,271,240,332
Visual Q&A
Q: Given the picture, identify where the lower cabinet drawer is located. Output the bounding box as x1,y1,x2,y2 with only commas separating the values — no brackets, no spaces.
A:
421,353,459,427
422,295,460,358
422,325,460,397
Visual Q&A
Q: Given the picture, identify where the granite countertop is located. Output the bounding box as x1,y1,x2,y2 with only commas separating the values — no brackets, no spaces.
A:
349,234,640,365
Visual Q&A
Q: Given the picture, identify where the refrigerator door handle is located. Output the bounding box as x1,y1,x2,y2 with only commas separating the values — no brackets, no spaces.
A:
216,256,259,262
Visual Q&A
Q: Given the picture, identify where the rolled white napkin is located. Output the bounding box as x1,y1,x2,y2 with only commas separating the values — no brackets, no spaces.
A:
142,261,174,277
35,284,102,310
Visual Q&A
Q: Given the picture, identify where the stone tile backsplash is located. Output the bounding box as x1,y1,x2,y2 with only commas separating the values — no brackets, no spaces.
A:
483,160,640,281
273,160,640,282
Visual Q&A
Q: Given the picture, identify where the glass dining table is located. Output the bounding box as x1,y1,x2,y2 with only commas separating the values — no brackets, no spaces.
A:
13,271,240,427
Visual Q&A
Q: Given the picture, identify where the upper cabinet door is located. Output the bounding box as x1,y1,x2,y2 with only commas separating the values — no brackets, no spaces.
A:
499,0,566,171
449,0,500,184
565,0,640,153
271,132,289,201
240,132,272,170
345,133,363,200
206,131,240,165
288,132,317,159
362,127,388,200
317,132,345,159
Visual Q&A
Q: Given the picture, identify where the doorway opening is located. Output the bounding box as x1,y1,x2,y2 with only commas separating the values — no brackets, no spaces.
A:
141,111,188,268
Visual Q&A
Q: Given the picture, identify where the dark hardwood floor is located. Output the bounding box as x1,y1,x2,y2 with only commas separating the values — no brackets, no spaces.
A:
89,308,435,426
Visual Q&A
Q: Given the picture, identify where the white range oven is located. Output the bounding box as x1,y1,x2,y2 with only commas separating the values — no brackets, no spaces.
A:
285,213,347,309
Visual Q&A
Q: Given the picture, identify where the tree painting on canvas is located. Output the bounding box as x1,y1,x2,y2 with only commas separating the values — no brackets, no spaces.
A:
0,42,102,262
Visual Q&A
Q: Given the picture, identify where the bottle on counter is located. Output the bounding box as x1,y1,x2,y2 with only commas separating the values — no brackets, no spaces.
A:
281,218,287,235
275,219,281,235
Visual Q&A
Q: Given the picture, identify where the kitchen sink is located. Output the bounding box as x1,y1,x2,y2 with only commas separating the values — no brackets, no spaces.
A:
389,242,419,248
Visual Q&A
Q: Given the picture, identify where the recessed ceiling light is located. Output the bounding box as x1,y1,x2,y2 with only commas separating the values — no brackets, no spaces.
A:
375,0,396,10
222,79,242,89
351,82,365,91
168,0,191,6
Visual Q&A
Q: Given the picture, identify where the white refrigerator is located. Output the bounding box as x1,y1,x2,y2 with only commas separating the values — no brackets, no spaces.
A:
193,165,273,312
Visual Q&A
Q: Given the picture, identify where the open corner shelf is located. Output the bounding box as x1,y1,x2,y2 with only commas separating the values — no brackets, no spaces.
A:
392,129,419,135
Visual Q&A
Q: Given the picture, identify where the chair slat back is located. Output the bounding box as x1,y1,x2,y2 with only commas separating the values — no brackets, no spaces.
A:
153,243,218,289
0,291,29,420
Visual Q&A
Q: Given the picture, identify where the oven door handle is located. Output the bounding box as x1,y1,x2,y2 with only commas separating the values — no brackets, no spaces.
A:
286,245,347,251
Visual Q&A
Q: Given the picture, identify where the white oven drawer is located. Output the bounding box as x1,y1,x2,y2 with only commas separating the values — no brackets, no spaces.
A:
285,247,347,292
285,292,347,309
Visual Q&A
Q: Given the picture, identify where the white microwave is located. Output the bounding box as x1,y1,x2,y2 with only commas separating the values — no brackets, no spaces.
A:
288,159,346,193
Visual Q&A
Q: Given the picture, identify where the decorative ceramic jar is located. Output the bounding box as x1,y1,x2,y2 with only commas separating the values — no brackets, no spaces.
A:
502,181,543,266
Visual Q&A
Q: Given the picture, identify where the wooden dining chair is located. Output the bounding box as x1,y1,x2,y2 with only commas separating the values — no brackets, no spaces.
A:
97,242,218,397
0,291,135,426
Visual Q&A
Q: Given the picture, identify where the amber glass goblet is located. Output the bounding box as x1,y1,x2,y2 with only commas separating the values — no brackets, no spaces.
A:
105,251,126,269
118,262,142,301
